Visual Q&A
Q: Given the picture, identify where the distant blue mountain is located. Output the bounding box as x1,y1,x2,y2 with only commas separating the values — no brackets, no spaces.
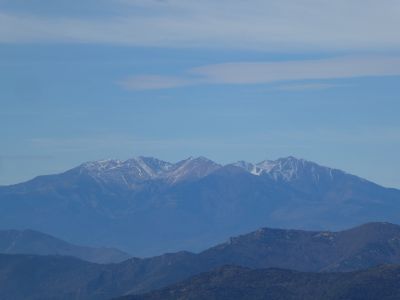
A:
0,156,399,256
0,229,130,263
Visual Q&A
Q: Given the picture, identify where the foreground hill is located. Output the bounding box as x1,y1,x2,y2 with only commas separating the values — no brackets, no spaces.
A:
1,223,400,299
0,229,130,264
120,265,400,300
1,156,399,255
199,222,400,272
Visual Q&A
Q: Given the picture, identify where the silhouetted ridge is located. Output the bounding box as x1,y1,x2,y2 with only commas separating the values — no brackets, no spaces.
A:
119,264,400,300
1,223,400,299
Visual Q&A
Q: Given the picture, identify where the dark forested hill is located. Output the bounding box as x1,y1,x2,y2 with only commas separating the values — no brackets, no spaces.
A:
2,222,400,299
119,265,400,300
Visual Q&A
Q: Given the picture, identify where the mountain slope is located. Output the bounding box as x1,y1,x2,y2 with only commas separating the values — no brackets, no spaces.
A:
0,253,203,300
0,229,130,264
1,223,400,299
0,254,114,300
199,222,400,272
0,156,399,255
119,264,400,300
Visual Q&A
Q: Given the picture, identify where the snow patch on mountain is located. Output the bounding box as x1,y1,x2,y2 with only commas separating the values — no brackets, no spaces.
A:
165,157,221,183
233,156,343,183
78,155,347,187
79,156,221,186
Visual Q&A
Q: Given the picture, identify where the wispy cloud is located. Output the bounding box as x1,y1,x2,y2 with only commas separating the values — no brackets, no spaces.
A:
1,0,400,51
273,83,340,91
119,56,400,90
118,75,199,90
193,56,400,84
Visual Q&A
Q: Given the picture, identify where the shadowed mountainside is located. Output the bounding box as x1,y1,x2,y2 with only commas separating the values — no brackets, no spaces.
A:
1,222,400,299
118,264,400,300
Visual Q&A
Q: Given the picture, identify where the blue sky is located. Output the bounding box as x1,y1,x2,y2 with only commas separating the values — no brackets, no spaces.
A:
1,0,400,188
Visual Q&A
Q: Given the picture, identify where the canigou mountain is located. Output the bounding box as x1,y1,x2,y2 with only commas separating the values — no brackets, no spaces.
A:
0,156,399,256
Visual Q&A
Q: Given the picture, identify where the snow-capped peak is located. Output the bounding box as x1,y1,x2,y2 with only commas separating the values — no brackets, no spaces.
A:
78,156,221,186
80,159,124,173
233,156,339,182
165,156,221,183
78,157,173,187
77,155,342,187
256,156,307,181
231,161,260,175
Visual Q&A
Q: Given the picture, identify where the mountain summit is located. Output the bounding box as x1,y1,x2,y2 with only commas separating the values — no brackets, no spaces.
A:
0,156,399,256
76,156,220,186
232,156,343,182
73,156,345,188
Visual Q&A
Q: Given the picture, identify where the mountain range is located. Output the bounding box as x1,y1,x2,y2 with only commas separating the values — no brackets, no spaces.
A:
0,156,399,255
1,222,400,299
0,229,130,264
119,264,400,300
